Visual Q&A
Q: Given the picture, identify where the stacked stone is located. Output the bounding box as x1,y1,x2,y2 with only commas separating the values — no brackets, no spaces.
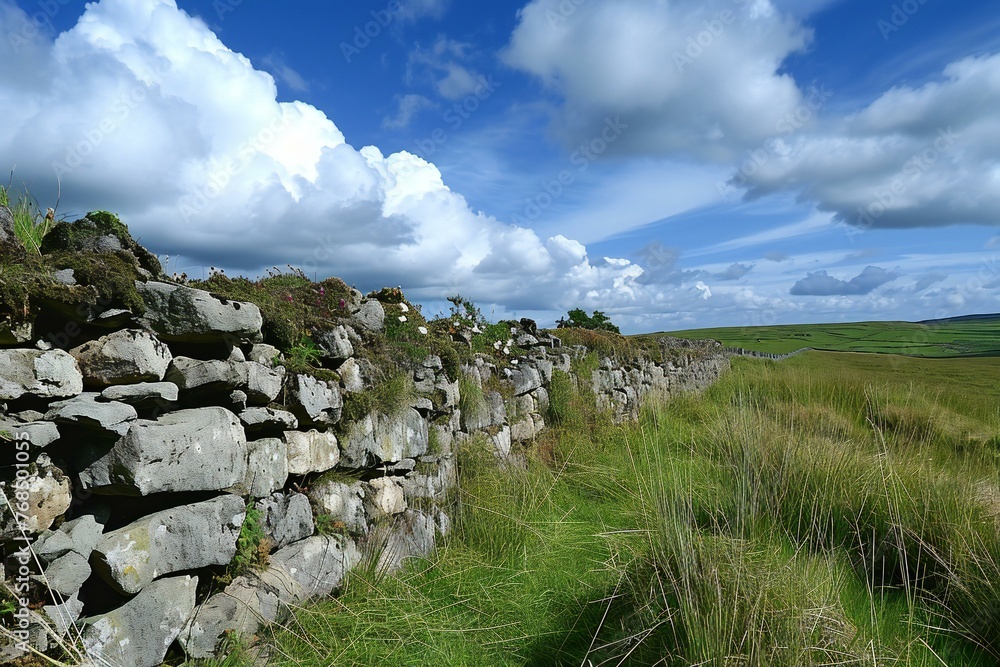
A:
0,275,727,666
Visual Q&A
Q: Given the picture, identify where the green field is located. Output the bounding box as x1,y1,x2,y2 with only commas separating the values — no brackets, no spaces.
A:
195,350,1000,666
658,315,1000,357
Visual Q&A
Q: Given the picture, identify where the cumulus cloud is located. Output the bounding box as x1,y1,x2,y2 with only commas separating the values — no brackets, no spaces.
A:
503,0,811,161
716,263,754,280
737,54,1000,229
0,0,660,319
790,266,899,296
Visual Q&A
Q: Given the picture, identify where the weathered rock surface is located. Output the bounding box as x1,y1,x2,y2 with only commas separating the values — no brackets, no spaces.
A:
79,407,247,495
286,373,342,426
69,329,172,387
92,496,243,595
100,381,179,405
246,361,285,404
0,349,83,400
33,515,103,562
307,477,367,535
37,550,90,597
0,418,60,447
81,575,198,667
284,429,340,475
239,407,298,434
269,535,360,600
366,477,407,518
240,437,288,497
256,492,315,551
179,568,294,659
136,281,263,343
166,356,247,391
340,408,428,468
45,393,137,436
0,455,72,537
314,325,354,362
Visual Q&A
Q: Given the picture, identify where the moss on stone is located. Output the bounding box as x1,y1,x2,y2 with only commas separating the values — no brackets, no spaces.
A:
40,211,162,277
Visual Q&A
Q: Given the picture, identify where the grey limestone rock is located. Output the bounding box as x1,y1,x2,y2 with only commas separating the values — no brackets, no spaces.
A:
79,407,247,495
45,393,137,436
136,281,263,343
69,329,172,387
0,349,83,400
91,496,243,595
81,574,198,667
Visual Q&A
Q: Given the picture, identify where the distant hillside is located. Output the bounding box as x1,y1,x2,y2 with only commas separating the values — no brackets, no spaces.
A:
649,316,1000,358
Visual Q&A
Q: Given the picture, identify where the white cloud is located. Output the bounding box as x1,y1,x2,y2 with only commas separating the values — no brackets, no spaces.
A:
382,94,435,129
260,53,309,93
0,0,675,325
737,53,1000,229
397,0,449,22
503,0,811,161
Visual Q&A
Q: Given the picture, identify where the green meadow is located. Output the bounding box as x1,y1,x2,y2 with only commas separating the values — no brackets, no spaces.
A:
659,315,1000,357
195,349,1000,666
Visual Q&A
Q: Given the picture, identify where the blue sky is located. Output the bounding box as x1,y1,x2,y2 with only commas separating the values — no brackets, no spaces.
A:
3,0,1000,332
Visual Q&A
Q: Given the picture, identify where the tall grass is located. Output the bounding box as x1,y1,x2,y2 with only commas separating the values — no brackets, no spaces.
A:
194,352,1000,666
0,182,56,254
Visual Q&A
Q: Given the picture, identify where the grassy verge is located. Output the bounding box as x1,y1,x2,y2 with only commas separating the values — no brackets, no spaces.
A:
191,351,1000,666
659,317,1000,357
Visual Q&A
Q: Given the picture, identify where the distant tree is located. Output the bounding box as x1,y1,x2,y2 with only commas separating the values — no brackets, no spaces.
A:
558,308,620,334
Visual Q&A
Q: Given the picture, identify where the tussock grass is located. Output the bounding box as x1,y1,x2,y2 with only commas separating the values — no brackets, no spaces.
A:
197,351,1000,666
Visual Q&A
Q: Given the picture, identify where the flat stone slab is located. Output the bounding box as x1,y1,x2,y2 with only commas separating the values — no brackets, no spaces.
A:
0,418,60,447
92,496,243,595
0,349,83,400
136,281,263,343
100,381,179,405
45,393,137,436
269,535,360,601
79,407,247,495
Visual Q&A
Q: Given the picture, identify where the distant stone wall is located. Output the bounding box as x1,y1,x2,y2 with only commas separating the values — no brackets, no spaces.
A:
0,278,728,666
724,346,811,361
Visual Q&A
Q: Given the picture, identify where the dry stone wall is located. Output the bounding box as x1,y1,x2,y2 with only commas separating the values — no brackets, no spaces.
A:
0,280,727,666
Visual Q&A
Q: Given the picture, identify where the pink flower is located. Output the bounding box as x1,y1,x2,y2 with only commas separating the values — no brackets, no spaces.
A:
339,299,346,309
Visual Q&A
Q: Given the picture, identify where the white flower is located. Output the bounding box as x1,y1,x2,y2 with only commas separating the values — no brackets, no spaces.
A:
493,341,502,350
398,316,407,322
471,326,482,334
506,339,514,346
502,347,510,355
418,326,428,335
399,303,409,313
511,359,519,365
